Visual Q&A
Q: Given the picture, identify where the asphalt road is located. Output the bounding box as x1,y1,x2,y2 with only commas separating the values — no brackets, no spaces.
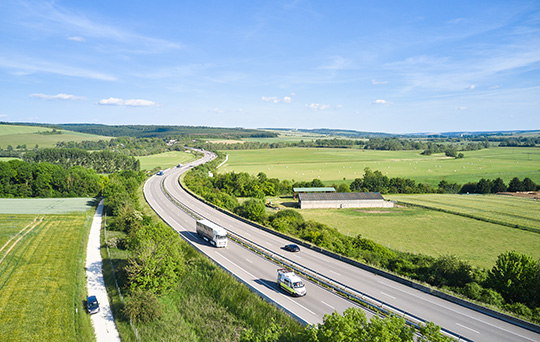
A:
144,151,540,342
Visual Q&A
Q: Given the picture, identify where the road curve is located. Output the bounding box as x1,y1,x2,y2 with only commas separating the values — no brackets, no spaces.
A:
145,151,540,342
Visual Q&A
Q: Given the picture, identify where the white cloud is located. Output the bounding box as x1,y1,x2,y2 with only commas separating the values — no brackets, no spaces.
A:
371,99,392,105
67,36,85,42
371,79,389,85
261,96,279,103
261,95,293,104
466,85,476,90
209,108,224,113
98,97,158,107
30,93,86,100
454,106,468,110
305,103,331,111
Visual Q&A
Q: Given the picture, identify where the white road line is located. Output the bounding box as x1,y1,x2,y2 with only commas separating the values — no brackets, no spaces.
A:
284,296,317,316
380,291,396,300
245,258,253,264
329,269,341,276
215,252,257,279
456,323,480,334
321,301,335,310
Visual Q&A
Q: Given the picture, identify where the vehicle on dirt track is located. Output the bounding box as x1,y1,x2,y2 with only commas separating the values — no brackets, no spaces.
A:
87,295,100,314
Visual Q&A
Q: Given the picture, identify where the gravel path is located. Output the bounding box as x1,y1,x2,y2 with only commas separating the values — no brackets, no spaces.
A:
86,199,121,342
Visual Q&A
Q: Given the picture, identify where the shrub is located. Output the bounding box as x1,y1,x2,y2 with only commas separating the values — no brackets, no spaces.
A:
123,289,163,323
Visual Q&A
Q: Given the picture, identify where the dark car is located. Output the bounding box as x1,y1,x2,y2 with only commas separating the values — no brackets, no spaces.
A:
284,244,300,252
87,295,100,314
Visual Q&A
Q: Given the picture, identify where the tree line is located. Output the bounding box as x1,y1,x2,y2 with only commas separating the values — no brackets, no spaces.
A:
184,163,540,323
0,159,105,198
22,148,140,173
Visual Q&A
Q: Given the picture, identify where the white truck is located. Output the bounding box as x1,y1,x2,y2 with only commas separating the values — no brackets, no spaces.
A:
196,219,228,247
277,268,306,297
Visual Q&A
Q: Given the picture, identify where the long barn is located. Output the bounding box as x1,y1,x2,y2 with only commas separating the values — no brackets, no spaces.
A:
298,192,394,209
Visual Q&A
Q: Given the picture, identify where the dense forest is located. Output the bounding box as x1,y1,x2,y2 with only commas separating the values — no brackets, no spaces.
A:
0,159,105,197
22,148,140,173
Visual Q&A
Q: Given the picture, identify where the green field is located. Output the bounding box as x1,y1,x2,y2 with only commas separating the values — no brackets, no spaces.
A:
0,208,95,341
0,198,96,214
219,147,540,186
0,124,109,149
137,150,197,171
296,196,540,269
386,194,540,231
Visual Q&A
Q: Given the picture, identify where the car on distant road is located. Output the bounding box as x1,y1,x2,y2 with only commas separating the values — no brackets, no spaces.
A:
176,163,182,168
156,170,164,176
283,244,300,252
87,295,100,314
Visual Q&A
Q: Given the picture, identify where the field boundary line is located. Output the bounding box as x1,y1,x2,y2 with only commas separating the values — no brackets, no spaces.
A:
0,216,44,265
0,216,40,254
395,200,540,234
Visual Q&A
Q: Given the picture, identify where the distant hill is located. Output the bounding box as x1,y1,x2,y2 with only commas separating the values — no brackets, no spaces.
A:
1,123,278,139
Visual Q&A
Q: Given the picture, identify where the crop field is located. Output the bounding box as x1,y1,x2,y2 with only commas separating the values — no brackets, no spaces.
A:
0,210,95,341
0,124,109,149
0,198,96,214
137,150,197,171
296,199,540,269
219,147,540,186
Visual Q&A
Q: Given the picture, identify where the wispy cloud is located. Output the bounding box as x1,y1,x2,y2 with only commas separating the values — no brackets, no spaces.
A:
67,36,85,42
98,97,158,107
319,56,352,70
0,56,117,81
371,79,389,85
30,93,86,100
16,1,181,54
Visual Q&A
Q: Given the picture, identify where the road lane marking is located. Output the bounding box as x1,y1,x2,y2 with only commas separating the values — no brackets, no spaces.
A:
215,252,257,279
284,296,316,316
321,301,335,310
380,292,396,300
245,258,253,264
329,270,341,276
456,323,479,334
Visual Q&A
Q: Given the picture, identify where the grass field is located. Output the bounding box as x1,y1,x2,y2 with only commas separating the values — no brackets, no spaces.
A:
295,197,540,269
386,194,540,231
219,147,540,186
0,124,110,149
0,198,97,214
136,150,197,171
0,205,95,341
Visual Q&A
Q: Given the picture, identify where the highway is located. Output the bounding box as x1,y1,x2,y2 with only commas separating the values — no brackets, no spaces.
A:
144,151,540,342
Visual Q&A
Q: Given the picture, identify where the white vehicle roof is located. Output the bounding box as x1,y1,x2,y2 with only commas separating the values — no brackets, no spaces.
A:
197,219,227,235
278,269,302,282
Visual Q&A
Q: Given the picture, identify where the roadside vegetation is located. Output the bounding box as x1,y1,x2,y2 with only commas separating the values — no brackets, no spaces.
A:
0,207,95,341
184,160,540,324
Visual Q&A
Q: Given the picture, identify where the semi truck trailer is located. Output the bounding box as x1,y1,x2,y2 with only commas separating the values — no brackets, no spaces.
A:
196,219,228,247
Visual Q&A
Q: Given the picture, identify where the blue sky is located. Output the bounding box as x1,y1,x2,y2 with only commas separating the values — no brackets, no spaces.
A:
1,0,539,133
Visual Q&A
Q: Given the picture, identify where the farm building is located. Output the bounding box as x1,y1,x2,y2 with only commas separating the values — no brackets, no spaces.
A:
293,187,335,199
298,192,394,209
